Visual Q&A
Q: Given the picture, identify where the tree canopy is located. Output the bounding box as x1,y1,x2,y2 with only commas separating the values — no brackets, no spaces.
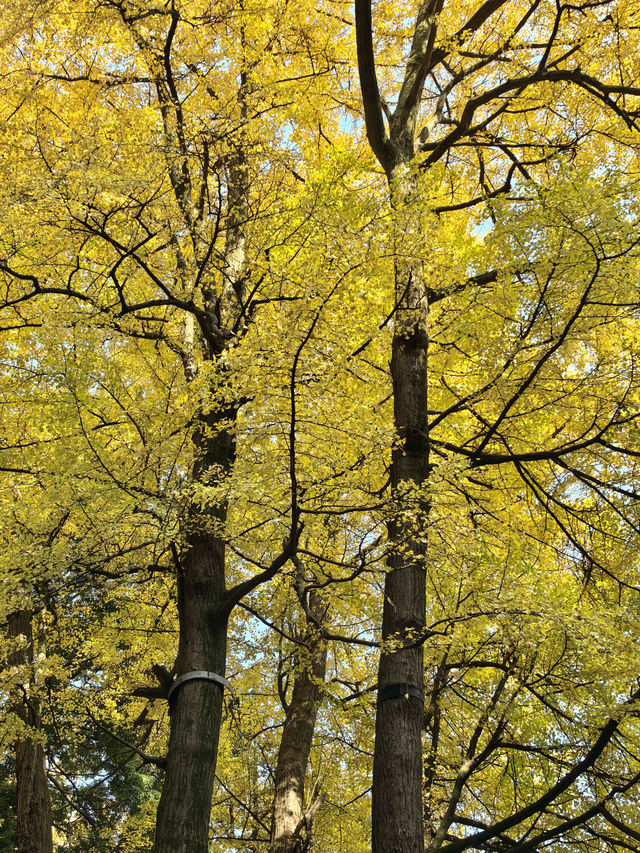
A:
2,1,640,852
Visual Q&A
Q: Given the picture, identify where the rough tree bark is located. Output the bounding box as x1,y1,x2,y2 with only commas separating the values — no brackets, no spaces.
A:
8,608,53,853
73,8,301,849
149,10,250,849
152,409,236,853
355,1,440,850
270,589,327,853
151,140,251,853
372,162,429,853
354,2,640,849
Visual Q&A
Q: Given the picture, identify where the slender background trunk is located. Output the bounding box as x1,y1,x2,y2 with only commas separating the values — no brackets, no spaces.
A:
270,590,327,853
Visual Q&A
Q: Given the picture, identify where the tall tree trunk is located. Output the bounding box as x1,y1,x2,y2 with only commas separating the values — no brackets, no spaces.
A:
372,162,429,853
8,608,53,853
354,0,440,846
150,9,251,842
152,55,250,852
270,590,327,853
152,409,235,853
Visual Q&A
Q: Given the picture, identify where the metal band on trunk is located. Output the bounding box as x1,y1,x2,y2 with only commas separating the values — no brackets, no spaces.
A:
167,670,237,713
378,682,424,703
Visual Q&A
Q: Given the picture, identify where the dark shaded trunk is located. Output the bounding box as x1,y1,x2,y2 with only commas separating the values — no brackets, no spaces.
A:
152,39,249,850
151,93,248,852
8,608,53,853
372,163,429,853
270,591,327,853
353,0,441,845
152,410,235,853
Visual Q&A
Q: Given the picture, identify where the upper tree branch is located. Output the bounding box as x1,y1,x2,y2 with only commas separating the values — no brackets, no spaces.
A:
425,0,515,75
391,0,444,150
424,68,640,166
118,1,197,231
503,768,640,852
440,686,640,851
355,0,394,170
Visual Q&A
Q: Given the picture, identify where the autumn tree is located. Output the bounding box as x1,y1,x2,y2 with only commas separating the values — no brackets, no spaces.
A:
0,1,381,850
5,2,640,853
354,0,640,851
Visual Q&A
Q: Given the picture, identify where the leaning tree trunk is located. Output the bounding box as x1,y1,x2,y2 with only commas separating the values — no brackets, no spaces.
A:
371,161,429,853
8,608,53,853
270,590,327,853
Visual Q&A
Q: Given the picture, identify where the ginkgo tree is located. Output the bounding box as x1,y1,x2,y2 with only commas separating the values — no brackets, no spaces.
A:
0,2,384,851
4,1,640,853
354,0,640,851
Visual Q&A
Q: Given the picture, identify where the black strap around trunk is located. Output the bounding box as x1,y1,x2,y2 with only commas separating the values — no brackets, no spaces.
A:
378,682,424,703
167,670,236,714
